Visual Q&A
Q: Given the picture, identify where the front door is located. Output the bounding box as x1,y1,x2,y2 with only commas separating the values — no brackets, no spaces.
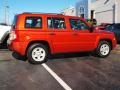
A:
69,19,97,52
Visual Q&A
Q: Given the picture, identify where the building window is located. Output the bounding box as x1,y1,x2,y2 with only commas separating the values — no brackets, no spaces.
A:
79,6,85,18
79,7,84,14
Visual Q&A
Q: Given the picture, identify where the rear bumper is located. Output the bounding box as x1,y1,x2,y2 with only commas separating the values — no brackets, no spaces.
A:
7,40,27,56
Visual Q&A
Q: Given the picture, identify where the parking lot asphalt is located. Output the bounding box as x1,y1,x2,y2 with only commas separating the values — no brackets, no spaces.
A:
0,45,120,90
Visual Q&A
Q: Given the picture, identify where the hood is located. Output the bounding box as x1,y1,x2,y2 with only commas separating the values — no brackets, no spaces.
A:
94,29,113,34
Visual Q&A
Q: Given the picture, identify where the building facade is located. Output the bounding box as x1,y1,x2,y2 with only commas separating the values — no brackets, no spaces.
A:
76,0,120,24
61,7,76,16
76,0,91,19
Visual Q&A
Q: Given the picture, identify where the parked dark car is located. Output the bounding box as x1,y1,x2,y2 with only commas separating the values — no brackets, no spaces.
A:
105,23,120,43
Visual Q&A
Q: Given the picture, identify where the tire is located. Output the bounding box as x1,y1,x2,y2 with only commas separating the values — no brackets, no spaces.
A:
95,41,111,58
12,52,27,61
27,43,48,64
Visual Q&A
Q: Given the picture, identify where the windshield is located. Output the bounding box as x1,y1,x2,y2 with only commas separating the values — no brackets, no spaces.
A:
105,24,120,31
105,24,113,31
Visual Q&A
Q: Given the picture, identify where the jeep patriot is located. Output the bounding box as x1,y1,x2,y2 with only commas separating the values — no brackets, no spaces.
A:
8,12,117,64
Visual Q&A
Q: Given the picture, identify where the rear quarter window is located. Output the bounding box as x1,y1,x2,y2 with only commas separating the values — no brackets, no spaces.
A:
25,17,42,28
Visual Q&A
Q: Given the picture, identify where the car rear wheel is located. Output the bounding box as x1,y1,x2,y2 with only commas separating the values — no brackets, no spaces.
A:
95,41,111,58
27,43,48,64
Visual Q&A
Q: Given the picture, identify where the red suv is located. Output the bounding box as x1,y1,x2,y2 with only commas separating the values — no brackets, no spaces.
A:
8,12,117,64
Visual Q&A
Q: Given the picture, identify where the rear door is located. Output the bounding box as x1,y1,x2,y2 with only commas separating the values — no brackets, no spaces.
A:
47,17,73,53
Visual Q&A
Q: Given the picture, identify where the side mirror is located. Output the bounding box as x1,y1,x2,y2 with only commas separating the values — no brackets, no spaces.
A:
89,26,94,33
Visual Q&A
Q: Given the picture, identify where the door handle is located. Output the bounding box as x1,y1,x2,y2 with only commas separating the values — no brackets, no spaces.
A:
49,33,56,35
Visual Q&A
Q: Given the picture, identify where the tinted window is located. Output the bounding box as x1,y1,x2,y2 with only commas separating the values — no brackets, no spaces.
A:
25,17,42,28
106,24,120,31
106,25,113,31
47,17,66,29
114,24,120,30
69,19,89,30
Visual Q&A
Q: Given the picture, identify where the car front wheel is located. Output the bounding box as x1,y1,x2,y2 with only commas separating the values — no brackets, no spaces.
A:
27,43,48,64
95,41,111,58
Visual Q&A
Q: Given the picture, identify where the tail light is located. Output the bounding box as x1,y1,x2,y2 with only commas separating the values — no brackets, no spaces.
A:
9,30,17,41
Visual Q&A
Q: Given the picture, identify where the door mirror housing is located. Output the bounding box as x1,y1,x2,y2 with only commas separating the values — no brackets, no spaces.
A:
89,26,94,33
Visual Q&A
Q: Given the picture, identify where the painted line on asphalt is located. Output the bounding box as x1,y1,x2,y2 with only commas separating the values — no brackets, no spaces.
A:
42,63,72,90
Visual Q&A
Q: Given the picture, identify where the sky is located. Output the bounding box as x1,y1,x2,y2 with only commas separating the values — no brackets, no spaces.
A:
0,0,79,24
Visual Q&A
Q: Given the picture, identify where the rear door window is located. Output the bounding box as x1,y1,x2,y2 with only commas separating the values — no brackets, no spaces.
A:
47,17,66,29
25,17,42,28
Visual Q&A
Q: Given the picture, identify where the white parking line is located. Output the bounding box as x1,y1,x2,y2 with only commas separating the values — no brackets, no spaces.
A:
42,63,72,90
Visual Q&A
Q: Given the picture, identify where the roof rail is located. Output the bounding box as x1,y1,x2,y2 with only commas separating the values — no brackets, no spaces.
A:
23,12,63,15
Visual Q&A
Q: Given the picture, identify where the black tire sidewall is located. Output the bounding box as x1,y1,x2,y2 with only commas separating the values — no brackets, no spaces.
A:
96,41,111,58
27,43,48,64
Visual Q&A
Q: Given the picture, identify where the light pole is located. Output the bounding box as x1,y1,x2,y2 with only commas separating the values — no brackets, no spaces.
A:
4,0,9,25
